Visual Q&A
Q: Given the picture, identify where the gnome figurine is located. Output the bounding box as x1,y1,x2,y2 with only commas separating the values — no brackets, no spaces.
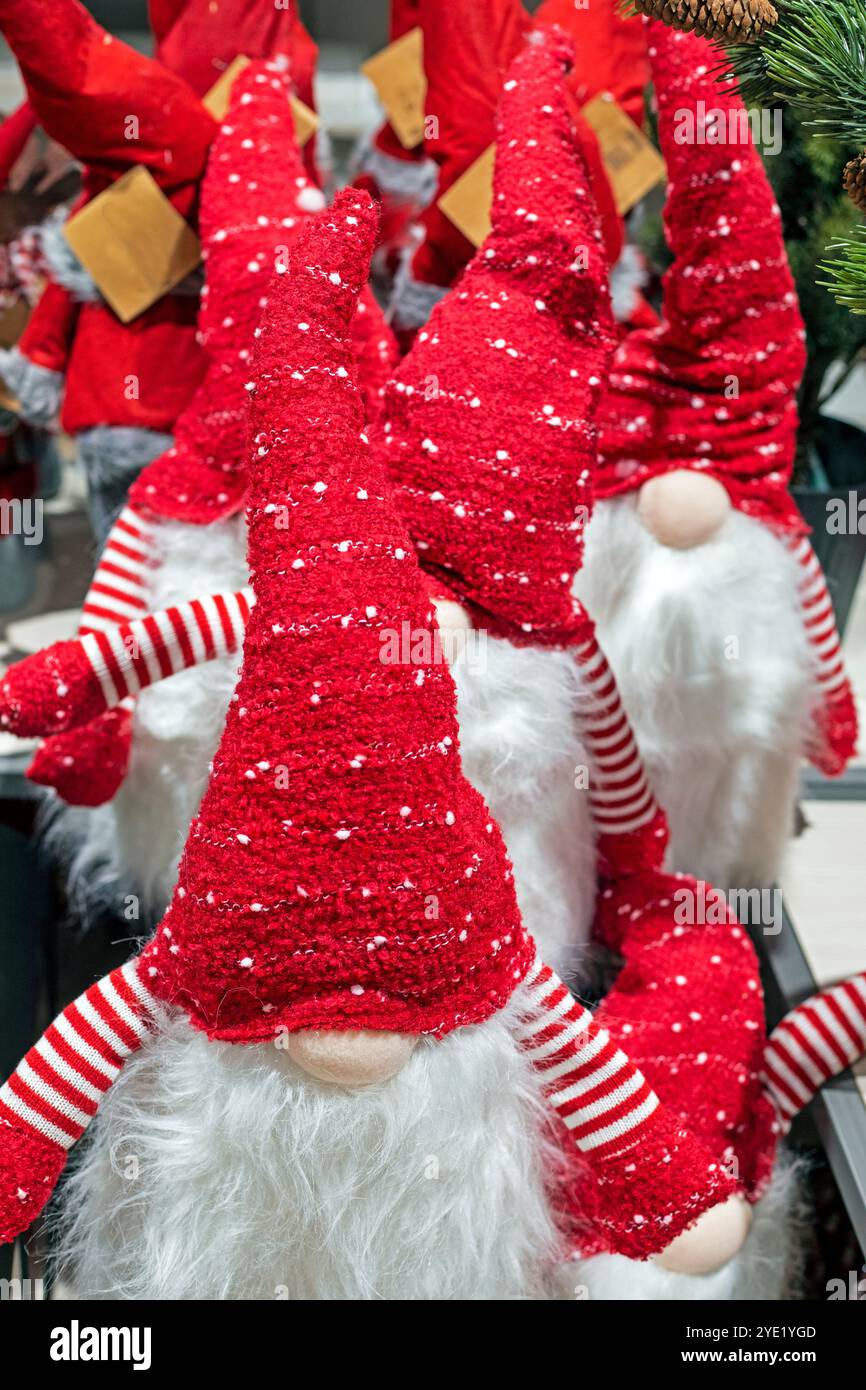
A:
4,191,858,1300
576,24,858,891
0,0,216,537
0,61,397,922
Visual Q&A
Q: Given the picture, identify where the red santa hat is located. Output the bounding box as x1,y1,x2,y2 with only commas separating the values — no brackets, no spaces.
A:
151,0,317,110
0,0,215,216
139,187,533,1041
595,23,857,776
151,0,320,185
381,27,616,646
128,63,398,527
0,100,37,188
595,23,805,533
398,0,622,332
535,0,649,131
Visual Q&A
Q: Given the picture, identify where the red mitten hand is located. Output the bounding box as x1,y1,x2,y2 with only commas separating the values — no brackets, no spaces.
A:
0,1111,67,1244
559,1101,737,1261
594,871,779,1197
27,705,133,806
0,641,107,737
809,680,859,777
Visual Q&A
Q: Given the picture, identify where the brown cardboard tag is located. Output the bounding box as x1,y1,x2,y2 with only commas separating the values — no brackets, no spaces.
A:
202,54,252,120
63,167,202,325
438,97,666,246
361,26,426,150
290,94,319,149
581,94,666,215
203,54,318,146
436,144,496,249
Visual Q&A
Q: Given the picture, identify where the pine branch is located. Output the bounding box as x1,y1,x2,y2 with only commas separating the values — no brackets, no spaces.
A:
728,0,866,145
820,224,866,314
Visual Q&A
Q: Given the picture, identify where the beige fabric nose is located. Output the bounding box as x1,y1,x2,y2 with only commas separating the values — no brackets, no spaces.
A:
637,470,731,549
286,1029,418,1086
432,596,474,664
653,1193,752,1275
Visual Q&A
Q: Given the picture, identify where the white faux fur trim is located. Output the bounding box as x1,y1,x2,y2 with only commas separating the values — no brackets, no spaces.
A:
39,208,100,303
609,243,648,324
54,996,564,1300
571,1157,805,1300
576,499,814,889
358,139,438,206
0,346,63,427
76,427,174,483
451,636,597,981
389,257,448,331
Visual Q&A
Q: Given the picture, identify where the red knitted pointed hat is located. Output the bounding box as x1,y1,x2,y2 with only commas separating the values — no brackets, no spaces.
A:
139,189,532,1041
128,63,399,524
400,1,622,323
0,0,215,216
595,23,806,534
152,0,317,111
380,28,617,645
128,61,326,525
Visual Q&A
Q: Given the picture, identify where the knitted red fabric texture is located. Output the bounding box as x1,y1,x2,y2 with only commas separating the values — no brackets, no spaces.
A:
140,190,532,1040
130,63,399,524
558,1101,737,1260
380,29,616,645
352,285,401,424
0,1110,67,1244
0,101,37,186
593,873,779,1200
0,641,104,737
0,0,215,216
26,706,132,807
595,24,806,534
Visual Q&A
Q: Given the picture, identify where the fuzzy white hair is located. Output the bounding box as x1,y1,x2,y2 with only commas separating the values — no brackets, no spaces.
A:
570,1157,805,1301
576,498,815,890
53,996,567,1301
450,635,597,981
40,517,248,923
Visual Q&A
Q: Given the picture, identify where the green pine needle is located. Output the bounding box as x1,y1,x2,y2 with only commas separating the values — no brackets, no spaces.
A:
728,0,866,145
820,224,866,314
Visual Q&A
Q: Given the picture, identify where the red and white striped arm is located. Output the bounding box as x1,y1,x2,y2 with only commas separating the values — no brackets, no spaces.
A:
78,506,158,636
0,589,253,738
25,505,160,803
518,950,739,1258
572,625,669,877
517,953,659,1155
762,972,866,1131
0,961,157,1244
786,535,858,775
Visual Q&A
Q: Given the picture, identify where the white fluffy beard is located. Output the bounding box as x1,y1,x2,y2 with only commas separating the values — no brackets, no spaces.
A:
450,636,597,981
53,997,568,1301
576,499,815,890
40,517,249,923
52,994,801,1302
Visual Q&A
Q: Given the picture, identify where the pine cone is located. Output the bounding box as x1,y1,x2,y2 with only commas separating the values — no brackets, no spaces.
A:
631,0,778,44
843,152,866,214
